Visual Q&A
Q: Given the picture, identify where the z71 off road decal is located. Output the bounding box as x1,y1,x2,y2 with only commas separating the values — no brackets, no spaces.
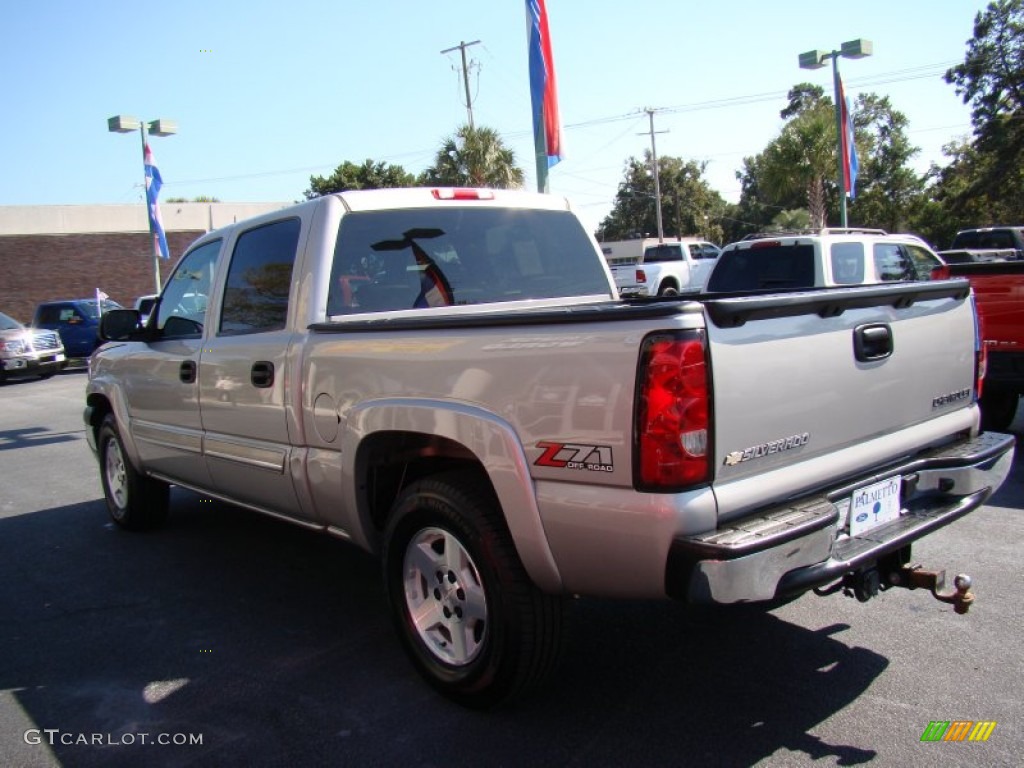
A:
535,441,614,472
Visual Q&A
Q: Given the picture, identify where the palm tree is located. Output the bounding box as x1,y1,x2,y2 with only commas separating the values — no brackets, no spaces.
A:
422,125,525,189
760,106,835,228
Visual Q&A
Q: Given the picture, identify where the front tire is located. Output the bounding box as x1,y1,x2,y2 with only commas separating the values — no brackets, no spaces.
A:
98,414,169,531
382,472,566,709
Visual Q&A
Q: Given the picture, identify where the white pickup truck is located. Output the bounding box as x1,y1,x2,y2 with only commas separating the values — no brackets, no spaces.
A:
85,188,1014,708
603,237,721,296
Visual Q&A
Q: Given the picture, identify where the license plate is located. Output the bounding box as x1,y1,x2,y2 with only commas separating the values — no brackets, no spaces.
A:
848,476,903,537
56,353,65,361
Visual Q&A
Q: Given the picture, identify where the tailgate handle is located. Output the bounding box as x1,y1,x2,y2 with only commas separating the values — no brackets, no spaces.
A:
179,360,197,384
251,361,275,388
854,323,893,362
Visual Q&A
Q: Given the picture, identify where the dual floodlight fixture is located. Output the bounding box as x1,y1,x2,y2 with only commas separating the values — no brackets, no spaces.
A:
798,39,873,70
107,115,178,137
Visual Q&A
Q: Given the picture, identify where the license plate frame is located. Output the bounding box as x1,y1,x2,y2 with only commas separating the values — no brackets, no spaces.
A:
847,475,903,537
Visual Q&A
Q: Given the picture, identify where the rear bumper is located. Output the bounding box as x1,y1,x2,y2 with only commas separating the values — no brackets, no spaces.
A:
666,432,1016,603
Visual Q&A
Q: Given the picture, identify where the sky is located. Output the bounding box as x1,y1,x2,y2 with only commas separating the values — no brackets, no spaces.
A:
0,1,993,235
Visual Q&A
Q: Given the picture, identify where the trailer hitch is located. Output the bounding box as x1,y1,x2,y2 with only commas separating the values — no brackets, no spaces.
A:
813,562,975,614
885,565,975,614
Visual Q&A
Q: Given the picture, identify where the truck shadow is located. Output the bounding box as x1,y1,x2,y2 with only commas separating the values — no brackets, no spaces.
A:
0,492,885,767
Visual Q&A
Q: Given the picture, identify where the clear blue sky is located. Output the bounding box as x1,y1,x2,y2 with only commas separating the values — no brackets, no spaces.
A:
0,1,990,234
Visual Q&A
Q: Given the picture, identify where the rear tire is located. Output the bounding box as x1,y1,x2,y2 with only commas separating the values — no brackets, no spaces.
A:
658,283,680,296
382,472,566,709
979,388,1019,432
98,414,169,531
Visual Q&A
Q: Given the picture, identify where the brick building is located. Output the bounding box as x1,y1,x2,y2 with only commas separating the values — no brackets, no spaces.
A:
0,202,289,323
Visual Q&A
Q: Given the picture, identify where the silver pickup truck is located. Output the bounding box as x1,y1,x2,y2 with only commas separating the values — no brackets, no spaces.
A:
84,188,1014,708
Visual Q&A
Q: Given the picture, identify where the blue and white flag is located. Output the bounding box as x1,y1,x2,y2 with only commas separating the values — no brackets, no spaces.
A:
144,143,170,259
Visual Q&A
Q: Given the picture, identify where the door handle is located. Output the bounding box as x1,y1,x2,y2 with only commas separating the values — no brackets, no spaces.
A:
854,323,893,362
179,360,197,383
251,361,275,388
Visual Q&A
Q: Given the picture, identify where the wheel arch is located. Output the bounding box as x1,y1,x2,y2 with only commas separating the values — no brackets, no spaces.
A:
84,385,143,470
343,399,563,593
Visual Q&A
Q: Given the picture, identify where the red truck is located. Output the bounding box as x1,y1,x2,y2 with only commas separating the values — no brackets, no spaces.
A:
939,251,1024,430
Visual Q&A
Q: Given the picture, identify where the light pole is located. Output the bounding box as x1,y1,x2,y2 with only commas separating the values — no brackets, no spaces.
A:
798,39,872,228
108,115,177,292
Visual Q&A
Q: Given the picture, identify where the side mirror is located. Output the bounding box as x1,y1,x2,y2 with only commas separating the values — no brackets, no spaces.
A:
100,309,143,341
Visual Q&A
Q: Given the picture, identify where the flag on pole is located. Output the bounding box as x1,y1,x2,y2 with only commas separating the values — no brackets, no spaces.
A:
526,0,562,193
838,74,859,200
96,288,109,316
144,143,170,259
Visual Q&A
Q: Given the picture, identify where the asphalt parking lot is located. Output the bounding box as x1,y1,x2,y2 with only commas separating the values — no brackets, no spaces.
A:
1,370,1021,767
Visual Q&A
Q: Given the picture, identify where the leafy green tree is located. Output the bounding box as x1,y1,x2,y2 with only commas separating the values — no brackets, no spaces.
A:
771,208,812,231
166,195,221,203
305,159,415,199
943,0,1024,221
420,125,524,188
846,94,924,232
596,153,726,242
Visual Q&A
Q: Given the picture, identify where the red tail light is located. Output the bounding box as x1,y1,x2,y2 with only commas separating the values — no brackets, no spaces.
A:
431,188,495,200
635,332,710,490
636,269,647,284
974,298,986,400
931,264,952,280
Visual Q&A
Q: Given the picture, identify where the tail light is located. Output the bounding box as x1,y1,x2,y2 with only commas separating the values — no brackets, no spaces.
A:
636,269,647,284
431,188,495,200
973,296,986,400
931,264,951,280
635,331,711,490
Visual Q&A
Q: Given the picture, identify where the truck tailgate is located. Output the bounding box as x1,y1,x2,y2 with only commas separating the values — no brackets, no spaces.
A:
704,282,978,512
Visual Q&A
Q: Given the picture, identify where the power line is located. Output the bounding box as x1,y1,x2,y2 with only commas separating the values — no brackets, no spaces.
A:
166,60,967,190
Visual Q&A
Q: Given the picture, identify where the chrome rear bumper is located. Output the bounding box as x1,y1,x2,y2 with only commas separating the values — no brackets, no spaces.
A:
666,432,1016,603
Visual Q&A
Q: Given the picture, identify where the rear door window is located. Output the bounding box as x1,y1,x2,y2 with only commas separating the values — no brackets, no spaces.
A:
831,242,866,284
220,219,300,334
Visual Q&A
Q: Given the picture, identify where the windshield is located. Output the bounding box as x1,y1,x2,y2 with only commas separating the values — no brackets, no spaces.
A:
327,208,611,315
0,311,24,330
79,299,122,319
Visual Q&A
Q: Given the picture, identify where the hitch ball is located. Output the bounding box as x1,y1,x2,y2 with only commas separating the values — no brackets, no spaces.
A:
889,565,976,614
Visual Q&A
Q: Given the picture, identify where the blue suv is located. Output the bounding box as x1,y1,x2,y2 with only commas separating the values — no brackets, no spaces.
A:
32,298,122,358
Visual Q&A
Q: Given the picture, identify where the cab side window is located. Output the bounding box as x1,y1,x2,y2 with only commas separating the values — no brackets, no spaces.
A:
904,244,943,280
156,239,222,338
873,243,915,282
219,218,300,335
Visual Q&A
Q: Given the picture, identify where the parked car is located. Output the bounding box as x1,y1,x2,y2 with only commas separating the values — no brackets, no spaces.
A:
32,298,122,358
603,237,721,296
0,310,66,382
133,294,158,324
85,189,1013,707
704,228,946,292
950,226,1024,258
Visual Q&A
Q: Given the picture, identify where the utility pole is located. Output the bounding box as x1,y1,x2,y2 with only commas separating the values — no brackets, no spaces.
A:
441,40,481,128
639,108,668,242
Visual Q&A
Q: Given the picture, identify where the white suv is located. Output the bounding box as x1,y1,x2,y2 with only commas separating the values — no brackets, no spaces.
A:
704,228,946,292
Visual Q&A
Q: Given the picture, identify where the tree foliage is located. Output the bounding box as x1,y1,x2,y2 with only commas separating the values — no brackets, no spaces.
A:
941,0,1024,222
596,153,726,242
421,125,524,188
305,159,415,199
